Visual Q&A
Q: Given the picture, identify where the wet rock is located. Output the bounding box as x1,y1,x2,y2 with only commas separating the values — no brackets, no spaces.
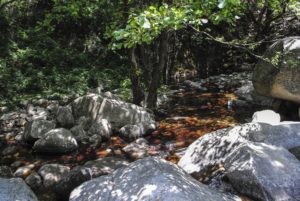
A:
54,167,92,200
56,106,75,128
69,157,240,201
122,141,149,160
23,119,56,142
225,143,300,201
33,128,78,153
55,157,129,200
0,178,38,201
119,122,157,138
88,119,112,140
83,157,129,177
71,94,155,128
38,164,70,188
25,171,42,190
14,164,35,178
0,166,13,178
252,110,281,124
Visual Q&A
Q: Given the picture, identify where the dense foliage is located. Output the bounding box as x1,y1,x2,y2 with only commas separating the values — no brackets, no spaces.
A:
0,0,299,109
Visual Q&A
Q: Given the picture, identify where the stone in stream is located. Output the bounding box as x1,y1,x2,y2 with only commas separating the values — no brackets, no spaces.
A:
70,125,88,144
225,142,300,201
54,157,129,199
23,119,56,142
253,36,300,104
251,110,281,125
33,128,78,153
69,157,241,201
122,139,150,160
71,94,155,128
183,80,208,92
119,122,157,139
38,164,70,188
87,119,112,140
0,177,38,201
25,171,42,190
56,106,75,128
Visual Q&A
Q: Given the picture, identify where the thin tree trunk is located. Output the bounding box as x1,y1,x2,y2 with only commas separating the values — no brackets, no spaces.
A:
146,31,169,109
128,48,144,105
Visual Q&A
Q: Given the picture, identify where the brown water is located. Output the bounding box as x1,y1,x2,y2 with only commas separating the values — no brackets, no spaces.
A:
0,80,255,200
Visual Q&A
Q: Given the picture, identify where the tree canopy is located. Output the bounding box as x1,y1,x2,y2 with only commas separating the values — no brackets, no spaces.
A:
0,0,299,109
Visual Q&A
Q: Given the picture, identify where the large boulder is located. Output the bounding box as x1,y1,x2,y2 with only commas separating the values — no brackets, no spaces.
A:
179,122,300,175
23,119,56,142
71,94,155,128
0,178,38,201
69,157,240,201
33,128,78,153
225,143,300,201
253,36,300,103
178,127,246,175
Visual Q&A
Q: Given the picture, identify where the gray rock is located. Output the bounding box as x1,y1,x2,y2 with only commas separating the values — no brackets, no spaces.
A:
23,120,56,142
235,81,274,106
0,178,38,201
241,122,300,149
76,116,92,130
88,134,102,148
119,122,156,138
25,171,42,190
122,141,149,160
225,143,300,201
33,128,78,153
71,94,155,128
0,166,13,178
183,80,208,92
179,122,300,175
54,167,92,200
70,125,88,143
88,119,112,139
56,106,75,128
69,157,240,201
178,127,246,175
252,110,281,124
253,36,300,104
54,157,129,199
38,164,70,188
83,157,129,177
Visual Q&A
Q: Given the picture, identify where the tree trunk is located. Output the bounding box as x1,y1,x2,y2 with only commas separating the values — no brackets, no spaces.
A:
128,48,144,105
146,31,169,109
